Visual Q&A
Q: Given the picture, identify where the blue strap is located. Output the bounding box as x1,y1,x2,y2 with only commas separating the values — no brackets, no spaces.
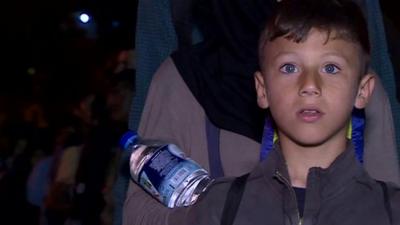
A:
206,117,224,178
351,109,365,163
260,115,274,161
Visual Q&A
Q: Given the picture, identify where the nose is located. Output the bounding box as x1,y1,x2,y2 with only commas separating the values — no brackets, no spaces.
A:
298,71,322,97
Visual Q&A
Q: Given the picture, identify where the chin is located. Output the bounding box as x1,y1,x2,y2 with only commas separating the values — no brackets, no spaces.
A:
289,133,331,147
293,139,327,148
291,131,347,148
279,125,347,148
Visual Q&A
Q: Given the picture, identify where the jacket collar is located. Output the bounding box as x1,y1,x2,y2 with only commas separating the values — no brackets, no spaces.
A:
257,141,369,197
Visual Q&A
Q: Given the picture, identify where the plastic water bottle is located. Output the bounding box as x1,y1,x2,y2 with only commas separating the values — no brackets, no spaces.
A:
120,131,213,208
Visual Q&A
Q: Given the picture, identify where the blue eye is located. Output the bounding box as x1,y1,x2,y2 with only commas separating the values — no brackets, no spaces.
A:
280,64,298,74
322,64,340,74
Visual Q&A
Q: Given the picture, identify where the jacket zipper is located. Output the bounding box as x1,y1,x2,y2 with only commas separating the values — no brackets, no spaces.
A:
275,170,303,225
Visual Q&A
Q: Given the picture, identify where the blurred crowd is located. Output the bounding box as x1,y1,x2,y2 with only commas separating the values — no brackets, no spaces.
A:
0,48,135,225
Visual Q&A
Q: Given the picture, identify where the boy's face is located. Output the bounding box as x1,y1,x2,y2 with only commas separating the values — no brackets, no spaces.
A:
255,29,375,147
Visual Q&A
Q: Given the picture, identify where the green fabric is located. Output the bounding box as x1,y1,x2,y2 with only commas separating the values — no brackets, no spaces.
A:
128,0,178,132
366,0,400,156
121,2,177,225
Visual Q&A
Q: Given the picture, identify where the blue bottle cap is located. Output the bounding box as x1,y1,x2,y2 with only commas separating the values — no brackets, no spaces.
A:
119,130,139,150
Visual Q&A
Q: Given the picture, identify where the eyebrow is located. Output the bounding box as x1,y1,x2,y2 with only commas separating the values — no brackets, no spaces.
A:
272,51,351,63
270,51,299,60
319,52,351,65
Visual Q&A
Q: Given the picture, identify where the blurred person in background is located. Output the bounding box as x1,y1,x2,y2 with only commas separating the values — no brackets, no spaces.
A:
72,49,135,225
44,86,97,225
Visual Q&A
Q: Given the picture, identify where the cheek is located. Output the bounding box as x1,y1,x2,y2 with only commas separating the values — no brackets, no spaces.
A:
266,90,295,119
326,87,358,118
266,80,295,104
266,81,296,113
324,76,359,98
343,82,360,102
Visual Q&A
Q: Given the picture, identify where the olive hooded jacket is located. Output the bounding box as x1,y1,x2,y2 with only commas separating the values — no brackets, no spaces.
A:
168,143,400,225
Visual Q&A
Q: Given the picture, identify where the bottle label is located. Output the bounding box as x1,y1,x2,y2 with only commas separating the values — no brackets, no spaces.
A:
138,144,202,206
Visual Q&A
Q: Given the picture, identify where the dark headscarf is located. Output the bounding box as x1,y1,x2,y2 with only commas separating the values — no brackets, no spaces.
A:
172,0,277,142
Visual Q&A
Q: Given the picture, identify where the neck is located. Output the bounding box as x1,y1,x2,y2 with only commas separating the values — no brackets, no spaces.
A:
279,134,347,188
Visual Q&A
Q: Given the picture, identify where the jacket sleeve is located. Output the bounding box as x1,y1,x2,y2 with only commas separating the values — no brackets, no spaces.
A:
122,181,174,225
387,183,400,225
122,179,228,225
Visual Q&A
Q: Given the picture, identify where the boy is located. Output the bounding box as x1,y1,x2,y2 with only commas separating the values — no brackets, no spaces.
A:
165,0,400,224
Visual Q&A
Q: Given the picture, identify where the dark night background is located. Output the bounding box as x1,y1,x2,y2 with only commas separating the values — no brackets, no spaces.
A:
0,0,398,97
1,0,138,98
0,1,138,223
0,0,398,224
0,0,398,98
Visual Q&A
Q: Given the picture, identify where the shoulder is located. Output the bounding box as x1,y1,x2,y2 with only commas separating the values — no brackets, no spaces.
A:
181,175,247,225
199,176,237,201
380,181,400,202
379,181,400,224
197,169,268,208
386,182,400,205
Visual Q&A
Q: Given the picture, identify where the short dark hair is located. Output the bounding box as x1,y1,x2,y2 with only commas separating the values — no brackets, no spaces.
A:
259,0,370,65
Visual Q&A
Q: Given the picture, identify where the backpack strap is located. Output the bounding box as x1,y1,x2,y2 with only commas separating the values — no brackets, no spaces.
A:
376,180,393,225
206,117,224,178
220,173,250,225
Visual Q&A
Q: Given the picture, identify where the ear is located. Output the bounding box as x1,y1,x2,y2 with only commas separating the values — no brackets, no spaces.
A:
354,73,375,109
255,71,269,109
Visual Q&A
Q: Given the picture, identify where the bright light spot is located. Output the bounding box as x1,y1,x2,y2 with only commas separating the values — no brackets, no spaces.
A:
111,20,120,28
27,67,36,75
79,13,90,23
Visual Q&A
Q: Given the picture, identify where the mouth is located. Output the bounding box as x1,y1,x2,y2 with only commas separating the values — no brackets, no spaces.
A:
297,108,324,123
